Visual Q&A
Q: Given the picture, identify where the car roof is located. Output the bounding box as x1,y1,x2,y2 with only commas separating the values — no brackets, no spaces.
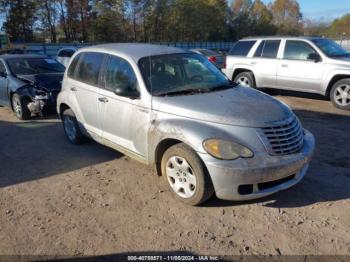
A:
77,43,185,61
0,54,48,60
58,47,78,51
240,36,323,41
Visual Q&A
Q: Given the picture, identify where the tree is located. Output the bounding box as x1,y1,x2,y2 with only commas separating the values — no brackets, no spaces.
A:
38,0,58,42
269,0,303,35
251,0,276,35
3,0,37,42
327,14,350,38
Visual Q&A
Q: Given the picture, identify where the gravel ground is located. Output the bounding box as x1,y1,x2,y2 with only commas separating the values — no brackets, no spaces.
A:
0,92,349,259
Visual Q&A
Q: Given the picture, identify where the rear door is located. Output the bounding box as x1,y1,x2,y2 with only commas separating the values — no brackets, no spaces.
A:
66,52,106,138
276,40,324,92
250,40,281,88
0,60,9,105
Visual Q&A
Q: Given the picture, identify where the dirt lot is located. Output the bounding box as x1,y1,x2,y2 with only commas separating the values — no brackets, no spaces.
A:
0,91,350,259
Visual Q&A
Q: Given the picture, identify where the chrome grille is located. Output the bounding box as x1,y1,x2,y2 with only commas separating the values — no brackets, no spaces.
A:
259,116,304,155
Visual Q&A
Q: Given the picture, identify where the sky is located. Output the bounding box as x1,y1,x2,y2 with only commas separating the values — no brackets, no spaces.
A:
261,0,350,21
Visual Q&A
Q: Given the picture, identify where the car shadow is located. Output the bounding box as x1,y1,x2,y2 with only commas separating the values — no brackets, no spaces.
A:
204,109,350,208
0,119,122,188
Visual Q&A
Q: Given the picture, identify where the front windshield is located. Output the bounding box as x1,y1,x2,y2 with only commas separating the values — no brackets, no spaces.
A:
8,58,65,75
138,53,232,96
312,38,349,58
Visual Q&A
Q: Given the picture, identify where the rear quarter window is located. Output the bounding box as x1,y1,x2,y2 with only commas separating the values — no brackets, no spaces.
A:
229,41,256,56
67,53,82,78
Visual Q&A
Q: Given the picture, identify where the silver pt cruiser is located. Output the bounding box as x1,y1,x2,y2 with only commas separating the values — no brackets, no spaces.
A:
57,44,315,205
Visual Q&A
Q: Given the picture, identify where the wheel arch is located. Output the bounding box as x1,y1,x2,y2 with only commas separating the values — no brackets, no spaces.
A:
232,68,256,86
326,74,350,97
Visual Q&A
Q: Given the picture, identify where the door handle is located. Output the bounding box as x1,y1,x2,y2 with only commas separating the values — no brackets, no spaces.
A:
70,87,77,92
251,61,257,65
98,97,109,103
281,64,288,68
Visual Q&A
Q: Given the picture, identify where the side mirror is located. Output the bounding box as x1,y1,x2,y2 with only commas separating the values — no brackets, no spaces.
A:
114,82,140,100
0,71,7,78
307,53,322,63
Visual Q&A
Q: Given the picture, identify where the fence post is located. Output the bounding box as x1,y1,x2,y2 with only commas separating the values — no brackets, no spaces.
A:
42,43,47,55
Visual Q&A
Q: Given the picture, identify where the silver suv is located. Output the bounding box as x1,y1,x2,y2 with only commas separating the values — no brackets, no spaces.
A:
224,37,350,110
57,44,315,205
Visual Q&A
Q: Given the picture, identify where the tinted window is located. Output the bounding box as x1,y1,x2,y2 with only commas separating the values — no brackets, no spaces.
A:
7,58,65,75
0,61,6,74
284,41,317,60
254,41,265,57
105,56,138,92
261,40,280,58
312,38,348,58
75,52,105,86
229,41,256,56
67,53,82,78
59,49,76,58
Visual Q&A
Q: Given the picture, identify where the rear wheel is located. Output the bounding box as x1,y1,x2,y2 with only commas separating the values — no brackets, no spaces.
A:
161,143,214,206
11,93,31,120
234,72,256,88
62,108,86,144
330,79,350,110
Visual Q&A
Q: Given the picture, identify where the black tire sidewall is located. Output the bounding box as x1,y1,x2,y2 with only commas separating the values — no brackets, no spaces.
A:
12,94,30,120
62,109,85,144
330,79,350,110
161,143,214,205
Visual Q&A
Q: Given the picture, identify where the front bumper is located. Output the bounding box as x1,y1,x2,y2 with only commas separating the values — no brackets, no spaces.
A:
199,130,315,201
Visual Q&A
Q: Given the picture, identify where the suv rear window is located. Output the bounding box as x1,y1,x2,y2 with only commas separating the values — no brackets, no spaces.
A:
229,41,256,56
254,40,281,58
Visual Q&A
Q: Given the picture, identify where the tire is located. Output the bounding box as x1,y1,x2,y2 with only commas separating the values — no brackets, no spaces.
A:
234,72,256,88
62,108,86,144
161,143,214,206
330,79,350,110
11,93,31,120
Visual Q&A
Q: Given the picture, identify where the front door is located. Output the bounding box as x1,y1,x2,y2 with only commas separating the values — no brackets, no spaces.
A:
277,40,324,93
99,55,150,158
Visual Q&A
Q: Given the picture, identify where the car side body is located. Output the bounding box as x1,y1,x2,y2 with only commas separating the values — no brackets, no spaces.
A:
57,43,315,205
224,36,350,110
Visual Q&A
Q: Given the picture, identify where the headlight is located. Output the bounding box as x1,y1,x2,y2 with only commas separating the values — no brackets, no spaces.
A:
203,139,254,160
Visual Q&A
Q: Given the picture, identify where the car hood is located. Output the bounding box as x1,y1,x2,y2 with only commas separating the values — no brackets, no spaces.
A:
152,86,293,127
17,73,64,92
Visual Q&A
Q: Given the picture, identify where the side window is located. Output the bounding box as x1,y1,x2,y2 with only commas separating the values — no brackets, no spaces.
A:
261,40,280,58
75,52,105,86
254,41,265,57
0,61,6,74
229,41,256,56
284,41,318,61
57,50,64,57
105,56,138,92
67,53,82,78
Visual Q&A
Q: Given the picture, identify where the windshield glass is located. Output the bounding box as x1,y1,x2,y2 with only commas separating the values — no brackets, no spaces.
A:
312,38,349,57
138,53,231,96
8,58,65,75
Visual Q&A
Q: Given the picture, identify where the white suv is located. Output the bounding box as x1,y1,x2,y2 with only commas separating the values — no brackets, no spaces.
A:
224,36,350,110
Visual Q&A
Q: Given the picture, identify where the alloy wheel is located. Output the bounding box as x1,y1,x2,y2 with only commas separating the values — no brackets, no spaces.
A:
334,84,350,106
237,76,251,87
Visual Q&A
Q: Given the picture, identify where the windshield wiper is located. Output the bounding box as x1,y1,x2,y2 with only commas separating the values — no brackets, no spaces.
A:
155,88,210,97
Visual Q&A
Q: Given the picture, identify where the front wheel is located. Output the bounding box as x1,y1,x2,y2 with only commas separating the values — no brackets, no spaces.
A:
234,72,256,88
330,79,350,110
62,108,86,144
161,143,214,206
11,93,31,120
